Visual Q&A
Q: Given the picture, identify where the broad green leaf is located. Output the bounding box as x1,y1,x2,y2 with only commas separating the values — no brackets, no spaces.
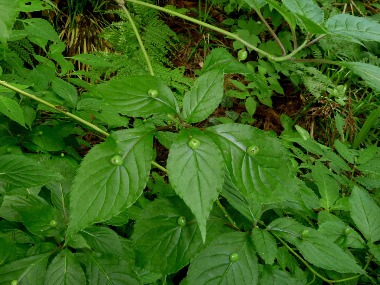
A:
44,250,85,285
0,154,60,188
266,0,296,31
69,54,114,67
132,197,204,274
282,0,325,33
326,14,380,43
222,175,262,222
81,226,124,257
182,70,224,123
260,265,301,285
68,127,155,236
20,0,53,12
19,204,63,237
251,228,277,265
318,221,365,249
202,48,250,74
206,124,298,204
368,243,380,264
269,218,364,274
187,232,259,285
349,187,380,243
243,0,266,12
52,77,78,108
341,62,380,92
22,18,60,42
311,162,339,210
85,253,141,285
0,96,26,126
167,129,224,241
0,253,50,285
0,237,15,266
0,0,19,43
96,76,179,117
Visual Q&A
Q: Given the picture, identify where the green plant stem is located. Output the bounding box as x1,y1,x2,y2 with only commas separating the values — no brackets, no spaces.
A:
0,80,110,137
151,161,168,172
272,232,363,284
126,0,309,62
115,0,155,76
256,9,286,56
216,198,240,231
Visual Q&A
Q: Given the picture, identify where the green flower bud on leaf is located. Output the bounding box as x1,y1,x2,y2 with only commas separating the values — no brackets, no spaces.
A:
344,227,351,236
188,138,200,150
238,49,248,61
50,220,58,227
37,131,43,136
246,145,259,157
148,89,158,98
11,280,18,285
229,253,239,262
177,216,186,227
301,229,310,238
110,154,123,166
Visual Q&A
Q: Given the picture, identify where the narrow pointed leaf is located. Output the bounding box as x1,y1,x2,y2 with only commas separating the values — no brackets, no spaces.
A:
44,250,86,285
187,232,259,285
0,96,25,126
326,14,380,43
52,77,78,108
167,129,224,241
68,127,155,236
206,124,297,204
182,70,224,123
340,62,380,92
251,228,277,265
96,75,179,117
311,162,339,210
269,218,364,274
0,154,60,188
260,265,301,285
349,187,380,243
243,0,266,12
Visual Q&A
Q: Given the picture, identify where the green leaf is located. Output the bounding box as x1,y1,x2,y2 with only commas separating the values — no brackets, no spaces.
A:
206,124,297,204
260,265,301,285
44,250,86,285
0,96,26,126
182,70,224,123
266,0,296,31
326,14,380,43
0,253,50,285
243,0,266,12
22,18,60,42
51,77,78,108
96,76,179,117
269,218,364,274
187,232,259,284
132,197,203,274
0,154,60,188
202,48,250,74
349,186,380,243
0,194,47,222
311,162,340,210
20,0,52,12
85,253,141,285
251,228,277,265
368,243,380,264
81,226,124,257
0,0,19,43
0,237,15,266
167,129,224,241
282,0,325,33
340,62,380,92
68,127,154,236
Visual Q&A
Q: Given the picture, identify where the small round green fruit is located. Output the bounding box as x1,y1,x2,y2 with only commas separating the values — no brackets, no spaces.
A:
110,154,123,166
188,138,200,150
229,253,239,262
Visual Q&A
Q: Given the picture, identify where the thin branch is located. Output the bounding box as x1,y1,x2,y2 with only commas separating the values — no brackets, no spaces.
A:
306,34,327,47
0,80,110,137
115,0,155,76
256,9,286,56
